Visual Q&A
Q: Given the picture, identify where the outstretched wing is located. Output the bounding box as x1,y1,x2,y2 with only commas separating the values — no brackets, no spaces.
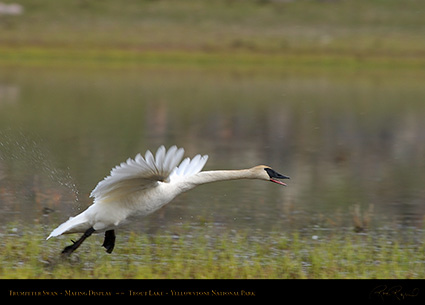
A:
170,153,209,181
90,145,185,202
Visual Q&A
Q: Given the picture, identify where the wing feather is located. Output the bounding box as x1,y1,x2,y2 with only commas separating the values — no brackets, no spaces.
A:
90,145,185,202
171,154,208,179
165,146,185,171
155,145,166,172
144,149,156,172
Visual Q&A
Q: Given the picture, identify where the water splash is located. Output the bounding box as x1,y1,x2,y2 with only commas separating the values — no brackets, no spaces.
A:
0,128,80,212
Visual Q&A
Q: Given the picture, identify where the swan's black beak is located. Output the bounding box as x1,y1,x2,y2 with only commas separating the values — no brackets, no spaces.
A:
264,168,290,186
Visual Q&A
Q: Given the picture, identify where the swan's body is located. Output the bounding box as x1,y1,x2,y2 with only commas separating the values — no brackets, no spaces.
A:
47,145,289,254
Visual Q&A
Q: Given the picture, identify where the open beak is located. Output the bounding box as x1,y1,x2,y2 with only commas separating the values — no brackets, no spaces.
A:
270,178,289,186
265,168,290,186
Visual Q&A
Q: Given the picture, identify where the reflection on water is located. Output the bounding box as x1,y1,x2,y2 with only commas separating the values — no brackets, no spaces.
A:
0,66,424,236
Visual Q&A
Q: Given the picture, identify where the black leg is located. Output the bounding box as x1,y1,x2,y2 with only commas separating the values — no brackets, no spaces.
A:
102,230,116,254
62,227,95,255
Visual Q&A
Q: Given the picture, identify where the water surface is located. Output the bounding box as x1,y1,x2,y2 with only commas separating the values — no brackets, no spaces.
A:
0,65,424,237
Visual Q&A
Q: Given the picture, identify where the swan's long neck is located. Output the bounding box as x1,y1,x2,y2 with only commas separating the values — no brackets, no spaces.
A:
179,169,254,192
196,169,254,183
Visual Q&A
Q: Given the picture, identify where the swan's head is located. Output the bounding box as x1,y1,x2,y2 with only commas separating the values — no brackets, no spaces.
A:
252,165,290,186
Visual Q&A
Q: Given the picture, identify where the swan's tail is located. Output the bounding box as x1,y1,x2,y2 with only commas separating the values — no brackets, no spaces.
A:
46,212,90,240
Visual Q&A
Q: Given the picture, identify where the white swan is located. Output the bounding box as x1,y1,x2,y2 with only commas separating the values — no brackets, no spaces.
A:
47,145,290,254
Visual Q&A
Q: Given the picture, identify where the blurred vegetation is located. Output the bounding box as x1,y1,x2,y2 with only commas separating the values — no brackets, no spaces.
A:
0,0,424,67
1,224,424,279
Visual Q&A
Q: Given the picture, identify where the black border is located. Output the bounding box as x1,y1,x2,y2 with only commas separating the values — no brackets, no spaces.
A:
2,279,425,302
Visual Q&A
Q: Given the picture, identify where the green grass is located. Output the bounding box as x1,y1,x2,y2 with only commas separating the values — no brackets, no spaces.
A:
0,0,424,69
0,46,424,72
2,0,424,53
1,224,424,279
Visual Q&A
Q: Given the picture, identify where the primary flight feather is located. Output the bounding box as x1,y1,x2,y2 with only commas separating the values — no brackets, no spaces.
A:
47,145,289,255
